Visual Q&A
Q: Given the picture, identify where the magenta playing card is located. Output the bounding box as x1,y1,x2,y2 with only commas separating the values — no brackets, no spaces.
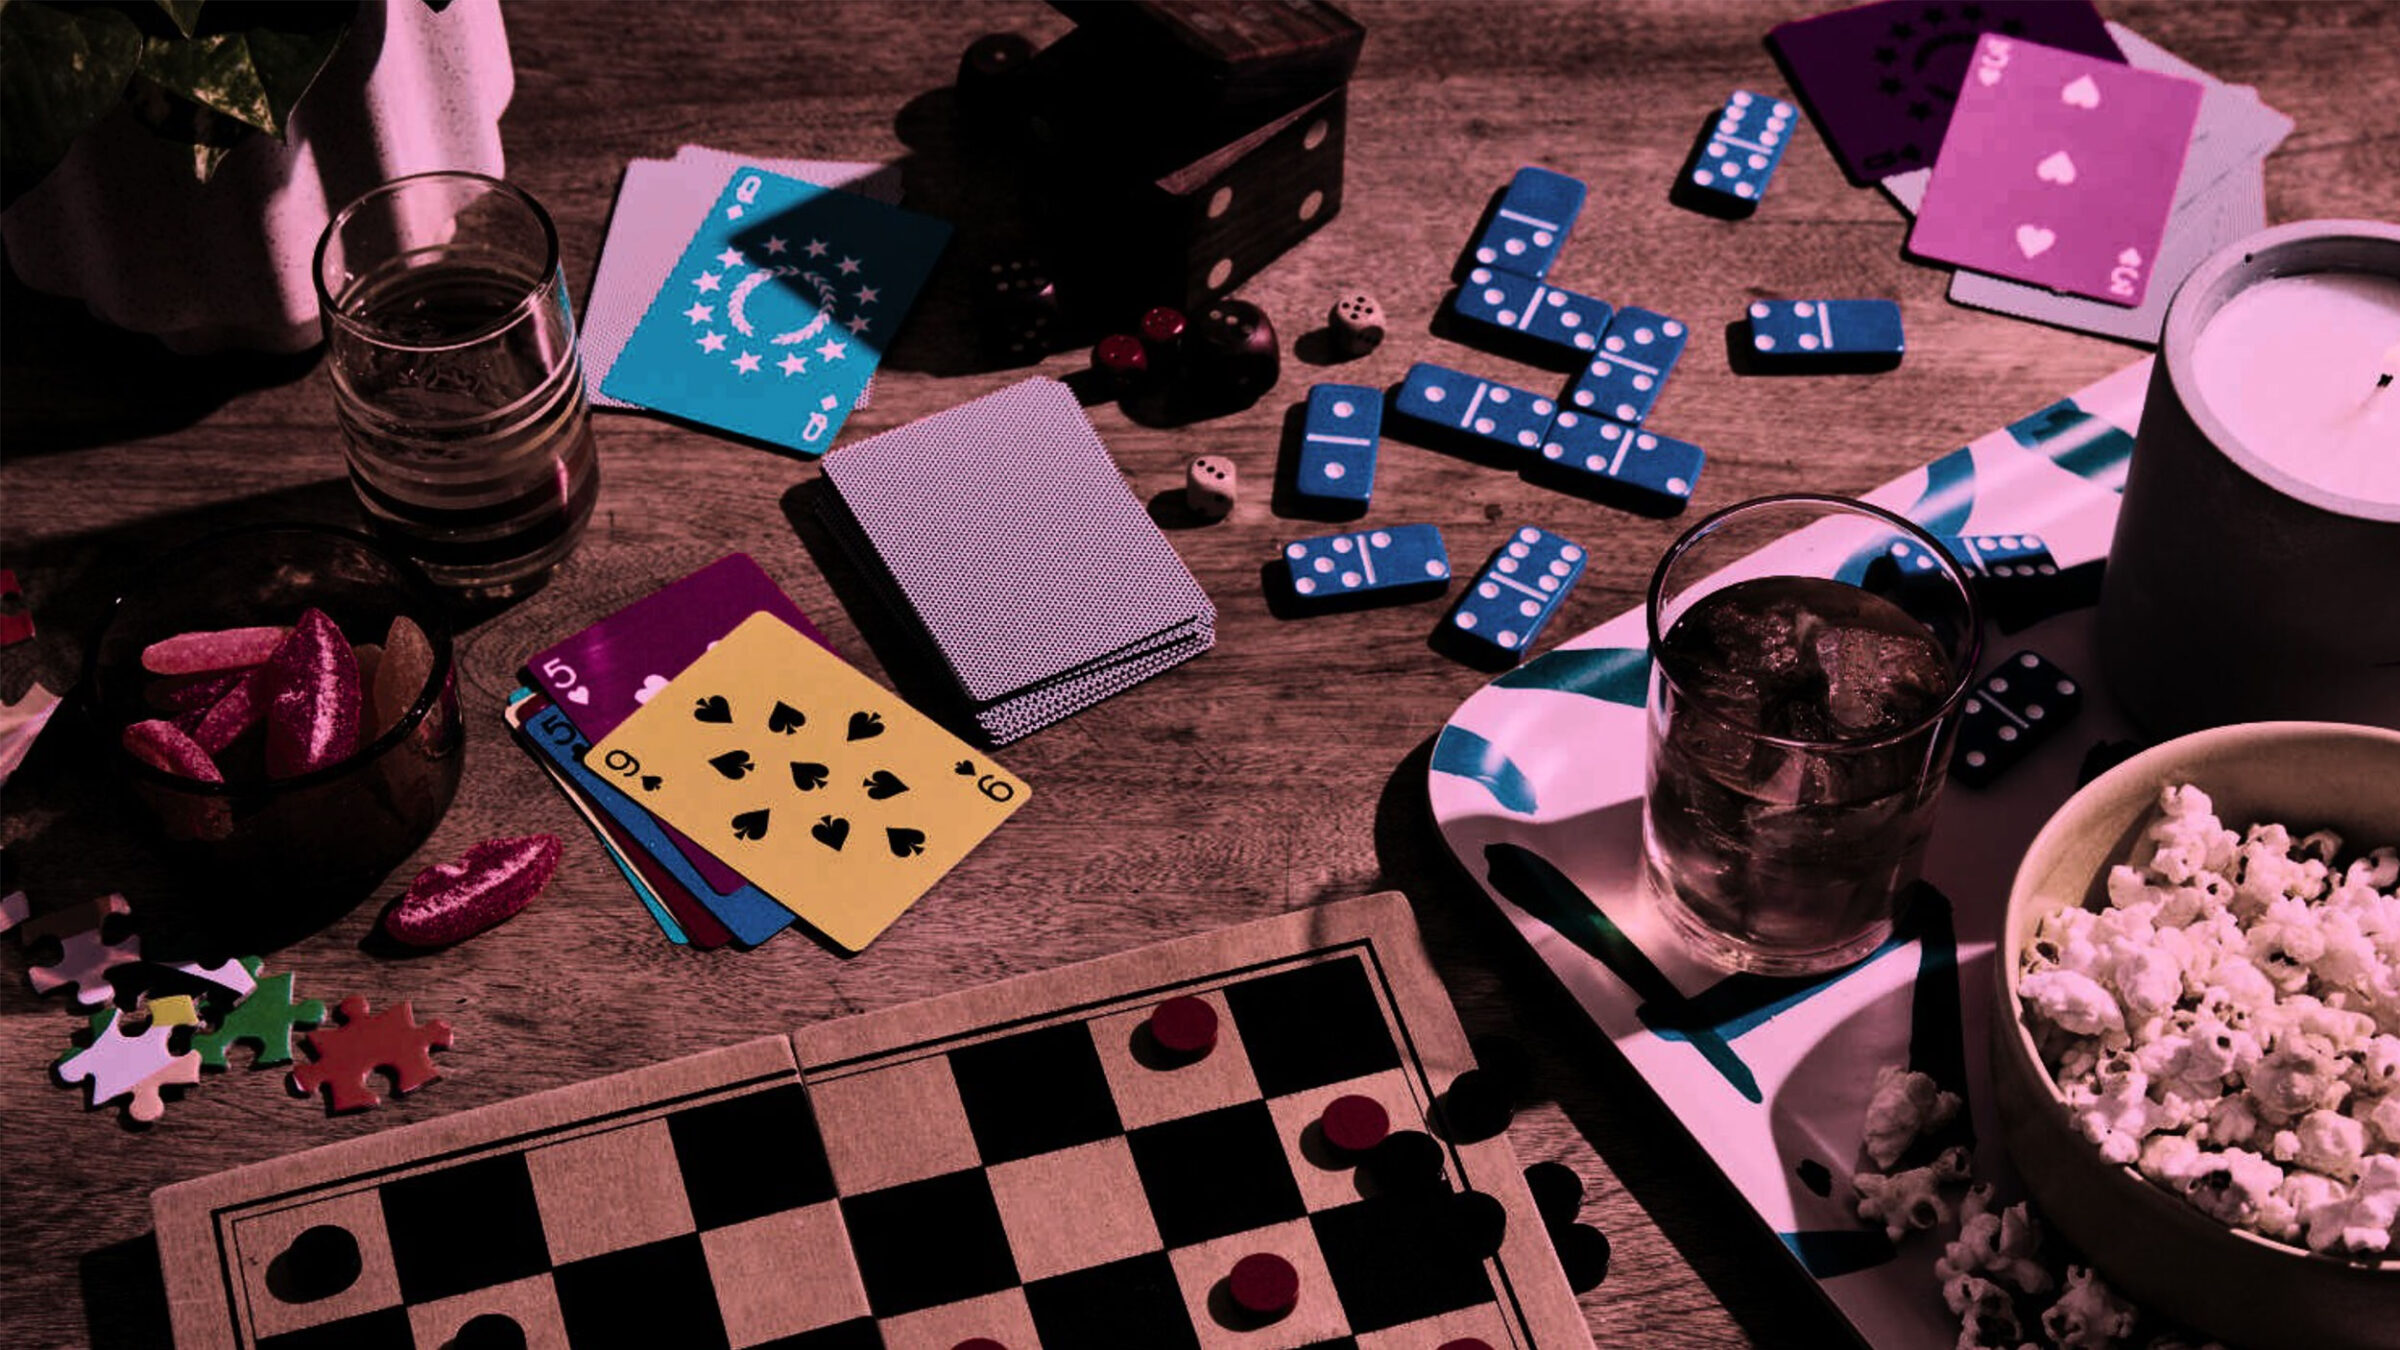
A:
1909,34,2202,309
523,553,830,893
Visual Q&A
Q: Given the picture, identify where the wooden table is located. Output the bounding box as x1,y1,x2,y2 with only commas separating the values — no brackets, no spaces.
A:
4,3,2391,1345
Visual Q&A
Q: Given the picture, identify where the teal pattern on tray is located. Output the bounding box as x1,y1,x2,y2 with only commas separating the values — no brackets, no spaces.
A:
1491,645,1649,705
1430,726,1538,814
1781,1228,1898,1279
2006,396,2134,492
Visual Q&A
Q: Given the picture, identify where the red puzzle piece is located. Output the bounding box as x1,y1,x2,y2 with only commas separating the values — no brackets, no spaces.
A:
288,996,452,1113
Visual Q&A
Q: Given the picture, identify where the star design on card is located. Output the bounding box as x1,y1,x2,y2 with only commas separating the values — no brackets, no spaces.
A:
602,167,951,455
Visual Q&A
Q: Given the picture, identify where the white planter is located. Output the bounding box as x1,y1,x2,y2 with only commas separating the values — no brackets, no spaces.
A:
0,0,515,354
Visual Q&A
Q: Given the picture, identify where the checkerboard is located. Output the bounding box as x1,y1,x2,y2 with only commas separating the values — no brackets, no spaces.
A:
156,895,1595,1349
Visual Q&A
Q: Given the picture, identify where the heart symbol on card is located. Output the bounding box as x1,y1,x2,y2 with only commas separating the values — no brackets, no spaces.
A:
2061,75,2101,109
767,701,806,734
640,774,662,792
694,695,733,724
1976,64,2002,87
846,711,884,741
791,761,829,791
864,770,909,800
2119,247,2143,266
886,827,926,858
2036,150,2077,185
731,809,771,841
635,675,668,705
2015,224,2057,258
709,749,754,780
566,686,590,706
812,815,850,851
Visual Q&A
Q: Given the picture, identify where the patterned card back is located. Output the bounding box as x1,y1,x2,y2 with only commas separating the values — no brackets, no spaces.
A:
822,379,1215,705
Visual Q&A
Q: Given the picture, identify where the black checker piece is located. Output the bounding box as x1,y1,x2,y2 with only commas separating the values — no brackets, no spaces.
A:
1223,957,1403,1097
950,1021,1122,1164
1024,1251,1201,1350
553,1233,728,1349
255,1307,414,1350
751,1316,884,1348
667,1083,837,1229
1312,1192,1498,1333
1126,1100,1306,1247
379,1155,550,1305
840,1168,1020,1318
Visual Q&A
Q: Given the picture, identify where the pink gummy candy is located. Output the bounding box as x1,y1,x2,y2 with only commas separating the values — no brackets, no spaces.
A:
141,625,286,676
146,670,245,715
262,609,360,779
384,835,562,947
186,667,268,754
122,719,223,783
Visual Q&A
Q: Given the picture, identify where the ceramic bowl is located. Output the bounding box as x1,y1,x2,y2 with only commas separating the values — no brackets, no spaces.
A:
1994,720,2400,1350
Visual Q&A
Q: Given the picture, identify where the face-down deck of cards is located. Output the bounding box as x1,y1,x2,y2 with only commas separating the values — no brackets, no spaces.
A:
514,379,1215,951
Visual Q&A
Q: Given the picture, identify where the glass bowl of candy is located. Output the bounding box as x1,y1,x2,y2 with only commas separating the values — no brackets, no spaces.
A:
84,523,464,900
1995,720,2400,1350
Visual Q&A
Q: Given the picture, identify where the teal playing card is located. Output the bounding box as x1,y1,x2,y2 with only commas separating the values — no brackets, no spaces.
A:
603,167,950,454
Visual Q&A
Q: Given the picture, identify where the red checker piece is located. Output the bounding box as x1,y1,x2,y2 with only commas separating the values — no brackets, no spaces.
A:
1438,1340,1496,1350
953,1340,1008,1350
1139,306,1188,347
1228,1251,1300,1316
1092,333,1149,378
1148,995,1218,1055
1319,1093,1390,1153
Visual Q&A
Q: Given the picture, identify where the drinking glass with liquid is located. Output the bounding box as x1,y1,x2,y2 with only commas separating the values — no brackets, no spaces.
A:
314,172,598,602
1643,495,1982,976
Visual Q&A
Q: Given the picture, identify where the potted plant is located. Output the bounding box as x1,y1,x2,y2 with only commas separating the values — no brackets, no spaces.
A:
0,0,515,354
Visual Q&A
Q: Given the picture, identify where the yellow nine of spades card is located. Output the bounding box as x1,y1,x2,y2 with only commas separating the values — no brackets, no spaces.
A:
586,613,1029,950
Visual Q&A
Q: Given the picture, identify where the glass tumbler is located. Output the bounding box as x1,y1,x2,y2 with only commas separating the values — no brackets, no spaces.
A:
315,171,599,601
1642,495,1983,975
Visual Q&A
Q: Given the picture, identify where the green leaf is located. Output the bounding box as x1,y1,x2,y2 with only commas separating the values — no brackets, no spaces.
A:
153,0,205,39
0,1,145,204
131,4,349,140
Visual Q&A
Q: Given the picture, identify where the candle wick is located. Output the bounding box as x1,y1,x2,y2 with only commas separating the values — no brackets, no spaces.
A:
2382,372,2395,390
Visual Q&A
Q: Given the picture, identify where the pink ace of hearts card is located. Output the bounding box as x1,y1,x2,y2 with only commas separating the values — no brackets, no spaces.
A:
1910,34,2202,308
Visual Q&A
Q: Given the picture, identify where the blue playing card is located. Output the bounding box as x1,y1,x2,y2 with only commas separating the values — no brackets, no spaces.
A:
603,168,951,455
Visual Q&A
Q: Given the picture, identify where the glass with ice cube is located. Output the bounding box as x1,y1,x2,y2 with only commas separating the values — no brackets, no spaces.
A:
1643,495,1982,975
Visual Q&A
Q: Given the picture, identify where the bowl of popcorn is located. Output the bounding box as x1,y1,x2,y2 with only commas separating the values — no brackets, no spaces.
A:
1996,720,2400,1350
85,524,464,903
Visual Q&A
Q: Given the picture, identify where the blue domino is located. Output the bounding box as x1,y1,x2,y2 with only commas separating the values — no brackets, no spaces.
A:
1534,409,1705,512
1745,299,1904,365
1296,383,1383,507
1449,526,1587,659
1468,166,1587,280
1448,267,1615,365
1876,532,2055,583
1566,307,1687,424
1688,90,1795,211
1280,525,1451,607
1391,362,1557,458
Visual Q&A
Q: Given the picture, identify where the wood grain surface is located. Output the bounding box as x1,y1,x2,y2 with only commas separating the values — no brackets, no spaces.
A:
4,3,2395,1347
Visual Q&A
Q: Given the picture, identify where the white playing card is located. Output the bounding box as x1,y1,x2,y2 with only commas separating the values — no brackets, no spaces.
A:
584,152,899,408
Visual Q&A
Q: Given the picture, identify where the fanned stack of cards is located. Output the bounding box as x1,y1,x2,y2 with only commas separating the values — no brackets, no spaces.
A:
510,554,1028,952
1771,3,2291,344
581,146,951,454
818,378,1217,744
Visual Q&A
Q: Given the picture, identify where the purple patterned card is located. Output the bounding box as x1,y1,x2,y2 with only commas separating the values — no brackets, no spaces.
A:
524,553,831,893
1909,34,2201,309
1768,0,2121,184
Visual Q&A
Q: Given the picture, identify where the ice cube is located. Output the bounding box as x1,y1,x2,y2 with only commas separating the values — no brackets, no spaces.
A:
1814,624,1948,736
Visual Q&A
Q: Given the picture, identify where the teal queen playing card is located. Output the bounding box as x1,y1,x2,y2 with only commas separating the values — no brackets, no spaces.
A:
603,167,950,454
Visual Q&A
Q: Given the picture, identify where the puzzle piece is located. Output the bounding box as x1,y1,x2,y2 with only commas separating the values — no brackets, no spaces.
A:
145,995,201,1028
290,996,453,1113
0,568,32,647
0,889,26,935
56,1008,201,1124
160,956,258,999
25,894,141,1007
193,960,327,1070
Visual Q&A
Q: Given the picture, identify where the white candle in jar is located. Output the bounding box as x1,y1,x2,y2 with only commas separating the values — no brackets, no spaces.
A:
2189,272,2400,507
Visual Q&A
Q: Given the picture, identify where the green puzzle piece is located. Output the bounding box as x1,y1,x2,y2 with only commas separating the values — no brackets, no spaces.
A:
191,959,326,1070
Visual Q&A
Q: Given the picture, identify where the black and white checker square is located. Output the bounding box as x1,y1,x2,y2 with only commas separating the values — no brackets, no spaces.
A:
665,1081,838,1229
1089,989,1265,1131
1022,1250,1201,1350
986,1136,1162,1281
840,1167,1021,1319
1222,958,1406,1097
948,1019,1124,1164
809,1054,985,1194
1126,1099,1309,1247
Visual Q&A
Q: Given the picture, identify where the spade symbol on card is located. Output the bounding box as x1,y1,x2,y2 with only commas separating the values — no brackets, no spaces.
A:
887,827,926,857
955,760,975,775
640,774,663,792
846,711,884,741
694,695,733,724
731,809,771,841
791,761,830,791
710,749,755,780
812,815,850,850
767,701,806,734
863,770,909,800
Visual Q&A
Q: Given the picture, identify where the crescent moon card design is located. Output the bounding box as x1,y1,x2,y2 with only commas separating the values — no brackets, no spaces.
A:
602,166,951,455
